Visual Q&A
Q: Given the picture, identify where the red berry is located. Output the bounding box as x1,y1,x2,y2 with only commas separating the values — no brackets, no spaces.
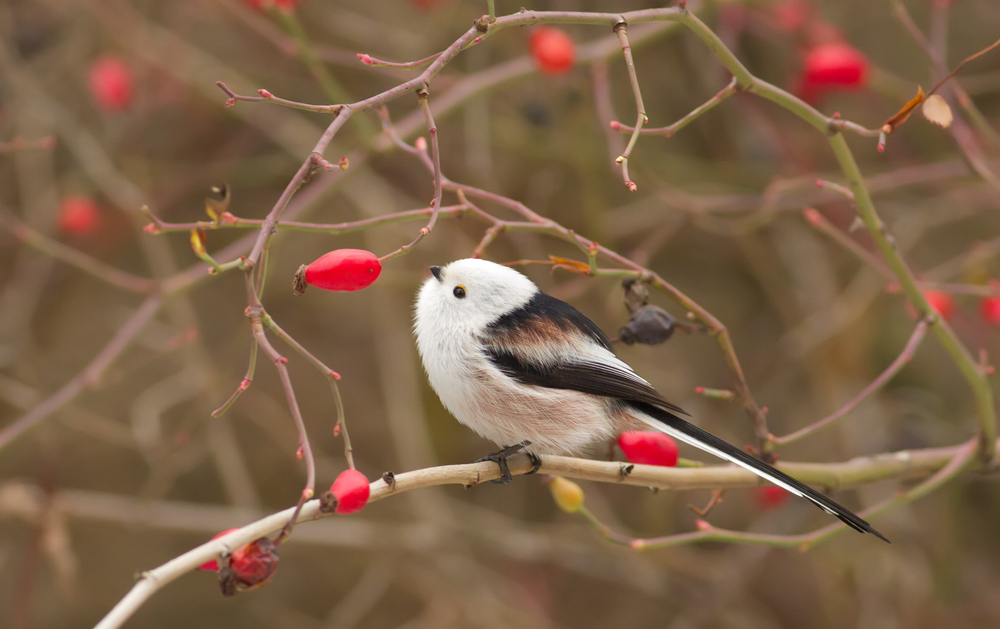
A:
981,296,1000,327
198,528,240,571
769,0,813,32
800,42,868,101
243,0,299,9
58,196,101,235
529,27,575,75
617,431,679,467
228,537,279,590
88,56,133,111
924,290,956,321
754,486,790,511
304,249,382,291
330,469,370,514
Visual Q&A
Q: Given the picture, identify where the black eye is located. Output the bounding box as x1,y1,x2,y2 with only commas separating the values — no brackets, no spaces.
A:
453,286,466,299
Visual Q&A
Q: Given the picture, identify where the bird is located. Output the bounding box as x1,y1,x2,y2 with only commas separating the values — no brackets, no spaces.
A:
413,258,889,542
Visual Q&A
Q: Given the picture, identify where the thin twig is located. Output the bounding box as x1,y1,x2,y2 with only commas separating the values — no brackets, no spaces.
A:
613,22,647,192
215,81,341,114
3,214,158,293
211,331,258,418
0,296,164,451
611,76,738,137
772,320,931,446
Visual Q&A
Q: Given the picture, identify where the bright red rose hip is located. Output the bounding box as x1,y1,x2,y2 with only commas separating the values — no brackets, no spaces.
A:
981,296,1000,327
529,27,575,75
304,249,382,291
617,431,679,467
924,290,956,321
330,469,370,514
58,196,101,235
88,56,133,111
755,486,790,511
198,528,240,571
800,42,868,101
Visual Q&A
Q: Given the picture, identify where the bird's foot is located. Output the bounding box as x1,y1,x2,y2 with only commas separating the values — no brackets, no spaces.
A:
525,450,542,475
476,441,535,484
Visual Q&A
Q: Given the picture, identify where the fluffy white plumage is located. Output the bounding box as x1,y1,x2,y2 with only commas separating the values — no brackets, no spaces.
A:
414,259,622,453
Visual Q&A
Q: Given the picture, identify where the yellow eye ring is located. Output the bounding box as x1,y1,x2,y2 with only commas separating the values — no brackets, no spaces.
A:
453,286,466,299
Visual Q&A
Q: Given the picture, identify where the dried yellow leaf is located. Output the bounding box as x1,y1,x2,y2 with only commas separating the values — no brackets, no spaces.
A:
548,256,590,272
921,94,953,128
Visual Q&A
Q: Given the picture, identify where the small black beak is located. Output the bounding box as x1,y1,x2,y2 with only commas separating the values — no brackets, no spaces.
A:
429,266,442,281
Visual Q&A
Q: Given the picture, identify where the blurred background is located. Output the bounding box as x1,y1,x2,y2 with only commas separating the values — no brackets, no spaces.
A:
2,0,1000,627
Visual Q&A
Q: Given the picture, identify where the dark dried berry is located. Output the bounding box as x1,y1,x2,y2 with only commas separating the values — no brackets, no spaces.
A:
619,305,676,346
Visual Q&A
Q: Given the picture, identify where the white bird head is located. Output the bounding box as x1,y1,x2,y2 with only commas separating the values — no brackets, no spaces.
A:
414,258,538,336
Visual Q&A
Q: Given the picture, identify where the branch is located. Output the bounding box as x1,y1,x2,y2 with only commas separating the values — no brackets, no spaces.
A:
611,76,738,137
612,22,647,191
94,438,990,628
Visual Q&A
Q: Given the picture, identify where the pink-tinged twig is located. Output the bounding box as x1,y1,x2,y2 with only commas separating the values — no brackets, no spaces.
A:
802,208,890,275
0,296,163,451
0,136,55,153
211,332,257,418
377,89,443,264
215,81,342,114
814,179,855,202
260,311,354,471
246,309,315,540
142,204,472,235
357,51,442,70
612,23,647,192
772,320,931,446
611,76,739,137
3,213,158,294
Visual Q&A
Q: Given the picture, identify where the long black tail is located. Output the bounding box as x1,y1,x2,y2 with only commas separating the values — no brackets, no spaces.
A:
633,403,890,543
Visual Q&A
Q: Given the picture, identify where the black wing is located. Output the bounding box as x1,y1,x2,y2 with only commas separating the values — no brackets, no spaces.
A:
489,292,614,352
487,349,690,417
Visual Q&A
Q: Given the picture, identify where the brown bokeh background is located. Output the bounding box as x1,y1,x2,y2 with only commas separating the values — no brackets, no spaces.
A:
2,0,1000,627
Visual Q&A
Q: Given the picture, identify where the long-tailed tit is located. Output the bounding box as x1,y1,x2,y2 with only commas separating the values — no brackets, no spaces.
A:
414,258,888,542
